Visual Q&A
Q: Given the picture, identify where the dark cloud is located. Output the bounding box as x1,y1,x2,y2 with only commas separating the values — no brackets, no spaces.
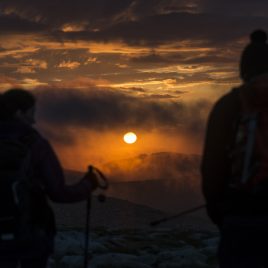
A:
1,1,268,47
126,0,194,19
0,0,134,29
0,14,47,33
130,0,199,16
35,87,211,142
129,51,237,67
126,87,146,93
201,0,268,16
49,11,267,48
130,53,172,64
0,0,198,29
0,0,267,53
148,94,176,99
174,90,188,95
38,123,76,146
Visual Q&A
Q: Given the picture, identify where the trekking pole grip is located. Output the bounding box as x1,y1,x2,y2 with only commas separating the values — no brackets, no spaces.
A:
88,165,109,190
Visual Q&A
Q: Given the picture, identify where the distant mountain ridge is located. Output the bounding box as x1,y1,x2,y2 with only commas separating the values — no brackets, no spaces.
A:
64,152,203,213
102,152,201,182
65,152,201,183
57,152,210,231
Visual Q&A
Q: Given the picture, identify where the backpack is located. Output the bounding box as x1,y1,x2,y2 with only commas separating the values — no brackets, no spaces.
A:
0,132,48,242
229,77,268,195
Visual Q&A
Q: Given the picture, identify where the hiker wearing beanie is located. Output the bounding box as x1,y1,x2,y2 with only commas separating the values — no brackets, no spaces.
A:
201,29,268,268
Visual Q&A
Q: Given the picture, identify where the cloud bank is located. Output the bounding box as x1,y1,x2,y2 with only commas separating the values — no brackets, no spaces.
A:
35,86,211,144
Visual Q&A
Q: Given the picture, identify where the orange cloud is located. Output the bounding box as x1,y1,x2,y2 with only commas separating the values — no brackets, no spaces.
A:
61,23,87,32
16,66,36,74
85,57,100,64
163,78,177,85
45,76,110,89
21,78,48,88
15,59,47,73
0,75,21,90
116,63,128,68
57,60,81,69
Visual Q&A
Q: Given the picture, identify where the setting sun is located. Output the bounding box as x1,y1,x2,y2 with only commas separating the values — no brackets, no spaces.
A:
123,132,137,144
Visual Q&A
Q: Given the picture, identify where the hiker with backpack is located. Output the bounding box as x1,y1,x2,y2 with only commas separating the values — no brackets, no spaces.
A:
201,29,268,268
0,89,99,267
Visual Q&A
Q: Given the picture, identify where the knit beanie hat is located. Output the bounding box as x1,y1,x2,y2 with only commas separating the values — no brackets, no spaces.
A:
240,29,268,82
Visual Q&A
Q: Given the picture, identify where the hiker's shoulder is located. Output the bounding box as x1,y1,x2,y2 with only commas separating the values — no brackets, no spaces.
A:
30,133,57,162
211,87,241,115
218,87,241,105
30,130,51,149
20,125,52,152
0,120,41,143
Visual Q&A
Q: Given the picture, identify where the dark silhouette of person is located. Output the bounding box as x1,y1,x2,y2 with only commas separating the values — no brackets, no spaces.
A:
0,88,98,267
201,29,268,268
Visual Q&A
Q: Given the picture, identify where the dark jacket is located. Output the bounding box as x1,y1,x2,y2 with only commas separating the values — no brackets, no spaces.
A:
202,75,268,226
0,119,93,234
201,88,240,225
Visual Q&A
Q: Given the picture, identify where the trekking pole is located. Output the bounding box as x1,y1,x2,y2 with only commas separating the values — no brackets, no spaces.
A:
150,204,206,227
84,165,109,268
84,193,91,268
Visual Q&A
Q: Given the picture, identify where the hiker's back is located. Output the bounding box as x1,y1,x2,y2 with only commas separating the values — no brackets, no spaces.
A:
226,75,268,215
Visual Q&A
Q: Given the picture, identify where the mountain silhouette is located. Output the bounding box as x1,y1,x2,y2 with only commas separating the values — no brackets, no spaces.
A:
64,152,203,213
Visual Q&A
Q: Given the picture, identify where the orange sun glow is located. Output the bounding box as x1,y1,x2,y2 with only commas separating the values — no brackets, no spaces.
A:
123,132,137,144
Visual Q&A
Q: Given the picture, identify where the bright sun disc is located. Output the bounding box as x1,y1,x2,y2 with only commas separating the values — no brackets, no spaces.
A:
123,132,137,144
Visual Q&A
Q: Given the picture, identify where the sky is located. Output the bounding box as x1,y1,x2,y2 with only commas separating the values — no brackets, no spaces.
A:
1,0,268,171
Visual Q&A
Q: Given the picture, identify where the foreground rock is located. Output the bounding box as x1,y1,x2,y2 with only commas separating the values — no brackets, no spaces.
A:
50,227,219,268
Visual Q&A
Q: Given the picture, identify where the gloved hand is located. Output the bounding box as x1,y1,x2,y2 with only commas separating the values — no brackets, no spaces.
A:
82,167,99,191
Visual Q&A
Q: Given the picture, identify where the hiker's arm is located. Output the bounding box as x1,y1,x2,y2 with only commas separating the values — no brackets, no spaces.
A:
201,95,234,225
35,139,95,203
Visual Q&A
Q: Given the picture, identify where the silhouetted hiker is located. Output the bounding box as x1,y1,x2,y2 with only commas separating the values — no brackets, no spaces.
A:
201,29,268,268
0,88,98,267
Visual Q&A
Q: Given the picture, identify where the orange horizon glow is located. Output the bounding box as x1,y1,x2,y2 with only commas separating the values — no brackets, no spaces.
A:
50,129,202,172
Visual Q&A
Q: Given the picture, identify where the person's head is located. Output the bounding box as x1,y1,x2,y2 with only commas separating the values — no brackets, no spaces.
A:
240,29,268,82
0,88,36,125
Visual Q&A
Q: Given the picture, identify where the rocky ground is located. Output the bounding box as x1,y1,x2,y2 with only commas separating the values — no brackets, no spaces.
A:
50,193,219,267
48,227,219,268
